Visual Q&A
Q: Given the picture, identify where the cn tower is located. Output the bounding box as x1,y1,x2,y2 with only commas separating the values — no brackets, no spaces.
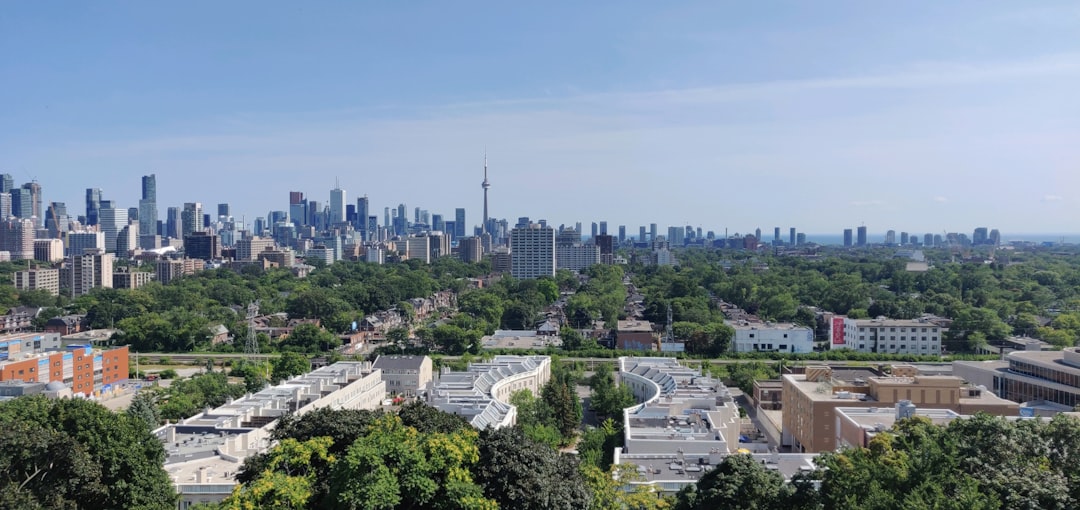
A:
481,151,490,234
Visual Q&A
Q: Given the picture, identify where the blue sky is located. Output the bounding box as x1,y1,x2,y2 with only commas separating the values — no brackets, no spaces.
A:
2,2,1079,238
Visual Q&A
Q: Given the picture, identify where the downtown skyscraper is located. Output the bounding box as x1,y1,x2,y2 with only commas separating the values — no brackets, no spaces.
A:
139,174,157,236
330,181,346,225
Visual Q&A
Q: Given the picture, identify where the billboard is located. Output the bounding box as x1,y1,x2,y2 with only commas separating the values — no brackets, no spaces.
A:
831,317,846,346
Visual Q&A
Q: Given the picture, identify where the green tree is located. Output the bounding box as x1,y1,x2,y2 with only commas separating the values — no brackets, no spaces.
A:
272,352,312,383
223,437,334,510
474,426,592,510
280,323,341,353
674,454,792,510
589,363,637,419
329,414,495,510
127,391,161,429
0,396,177,510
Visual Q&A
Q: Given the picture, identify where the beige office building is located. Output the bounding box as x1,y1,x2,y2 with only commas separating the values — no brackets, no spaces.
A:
782,365,1019,452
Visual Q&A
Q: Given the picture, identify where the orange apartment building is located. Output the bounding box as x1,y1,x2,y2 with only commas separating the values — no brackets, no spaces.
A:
0,343,129,397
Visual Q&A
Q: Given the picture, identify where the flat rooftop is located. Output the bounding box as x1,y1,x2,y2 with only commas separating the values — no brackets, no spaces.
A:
618,320,653,332
727,321,811,331
618,452,817,486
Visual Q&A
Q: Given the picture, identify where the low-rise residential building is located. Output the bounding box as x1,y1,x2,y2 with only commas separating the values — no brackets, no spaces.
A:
829,316,944,355
112,267,154,289
729,321,814,354
372,355,433,397
616,320,657,351
158,362,385,509
781,365,1019,453
14,268,60,296
44,315,87,335
426,355,552,429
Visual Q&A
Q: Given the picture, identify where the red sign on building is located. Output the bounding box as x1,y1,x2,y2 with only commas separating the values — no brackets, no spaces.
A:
831,317,846,345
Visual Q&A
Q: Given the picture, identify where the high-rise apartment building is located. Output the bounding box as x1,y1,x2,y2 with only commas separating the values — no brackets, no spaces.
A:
181,202,203,237
843,229,853,247
166,207,182,239
459,236,483,263
0,174,12,193
217,203,230,218
886,230,896,245
618,225,626,245
65,249,114,297
789,228,796,246
649,224,657,243
857,226,868,246
510,223,555,279
0,218,35,260
402,236,430,264
667,226,685,247
33,239,64,263
139,174,157,236
556,244,599,271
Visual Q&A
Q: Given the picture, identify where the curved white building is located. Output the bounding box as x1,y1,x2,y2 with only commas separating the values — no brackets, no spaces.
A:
426,355,552,429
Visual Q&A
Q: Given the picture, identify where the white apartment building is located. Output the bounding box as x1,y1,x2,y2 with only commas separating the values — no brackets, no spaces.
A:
829,316,944,355
729,321,814,354
158,362,385,509
556,243,600,272
426,355,552,429
510,223,555,279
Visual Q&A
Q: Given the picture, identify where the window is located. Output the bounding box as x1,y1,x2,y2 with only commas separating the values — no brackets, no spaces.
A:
749,333,755,338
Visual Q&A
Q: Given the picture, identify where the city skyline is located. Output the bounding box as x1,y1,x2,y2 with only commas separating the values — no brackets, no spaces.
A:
3,2,1079,232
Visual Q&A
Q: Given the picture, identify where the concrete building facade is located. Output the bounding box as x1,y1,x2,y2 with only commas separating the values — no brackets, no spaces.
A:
829,316,943,355
372,355,433,397
729,322,814,354
781,365,1018,452
14,268,60,296
510,223,555,279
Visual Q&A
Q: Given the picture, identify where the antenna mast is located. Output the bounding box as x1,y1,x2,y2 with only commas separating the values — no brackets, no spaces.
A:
245,301,261,364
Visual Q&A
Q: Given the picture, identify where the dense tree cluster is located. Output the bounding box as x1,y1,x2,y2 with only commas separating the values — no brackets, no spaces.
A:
0,396,176,510
630,248,1080,352
10,258,486,354
672,413,1080,510
224,403,600,510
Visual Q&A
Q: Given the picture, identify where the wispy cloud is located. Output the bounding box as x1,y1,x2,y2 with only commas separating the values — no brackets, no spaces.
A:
933,196,949,203
1043,194,1064,202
